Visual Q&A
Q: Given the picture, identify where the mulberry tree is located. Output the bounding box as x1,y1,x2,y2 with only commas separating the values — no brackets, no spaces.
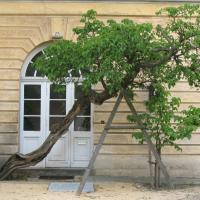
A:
1,4,200,181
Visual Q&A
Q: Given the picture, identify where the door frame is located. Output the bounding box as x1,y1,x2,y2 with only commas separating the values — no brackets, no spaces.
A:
20,79,94,168
19,44,93,168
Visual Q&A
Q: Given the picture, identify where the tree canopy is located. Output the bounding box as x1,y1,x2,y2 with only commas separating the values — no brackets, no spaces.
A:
34,4,200,95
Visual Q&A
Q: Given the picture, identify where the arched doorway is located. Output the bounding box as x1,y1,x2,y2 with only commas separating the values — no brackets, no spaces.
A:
20,45,93,168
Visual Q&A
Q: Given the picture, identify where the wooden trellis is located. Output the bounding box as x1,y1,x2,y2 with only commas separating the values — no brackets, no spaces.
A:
76,90,172,195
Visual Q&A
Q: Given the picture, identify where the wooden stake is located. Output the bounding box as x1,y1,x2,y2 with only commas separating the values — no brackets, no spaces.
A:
148,150,154,188
123,91,172,188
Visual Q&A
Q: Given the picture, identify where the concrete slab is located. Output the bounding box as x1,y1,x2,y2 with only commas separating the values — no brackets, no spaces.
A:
48,182,94,193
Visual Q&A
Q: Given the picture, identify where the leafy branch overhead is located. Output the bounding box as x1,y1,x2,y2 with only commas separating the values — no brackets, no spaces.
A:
128,83,200,151
34,5,200,94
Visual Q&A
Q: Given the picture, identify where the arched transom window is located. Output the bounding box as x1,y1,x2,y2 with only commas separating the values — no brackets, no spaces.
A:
25,51,44,77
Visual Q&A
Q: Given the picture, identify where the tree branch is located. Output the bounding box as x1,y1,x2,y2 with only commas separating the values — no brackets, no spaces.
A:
100,78,107,90
137,47,178,69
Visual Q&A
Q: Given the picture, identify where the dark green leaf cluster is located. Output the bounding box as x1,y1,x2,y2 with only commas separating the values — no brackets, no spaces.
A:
128,83,200,151
152,4,200,88
33,9,166,94
33,5,200,93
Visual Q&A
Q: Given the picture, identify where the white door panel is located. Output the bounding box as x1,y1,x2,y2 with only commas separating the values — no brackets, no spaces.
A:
46,83,71,167
23,137,41,154
20,82,46,168
71,135,92,167
70,84,93,167
22,137,45,168
20,81,92,168
46,134,70,167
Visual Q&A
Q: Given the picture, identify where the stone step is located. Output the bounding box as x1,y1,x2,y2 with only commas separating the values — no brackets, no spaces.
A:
9,168,85,180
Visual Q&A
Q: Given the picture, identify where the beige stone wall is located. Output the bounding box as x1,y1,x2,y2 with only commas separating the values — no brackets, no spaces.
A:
93,82,200,177
0,1,199,178
0,15,52,164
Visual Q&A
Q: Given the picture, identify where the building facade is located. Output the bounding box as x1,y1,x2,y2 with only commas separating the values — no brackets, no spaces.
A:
0,1,200,178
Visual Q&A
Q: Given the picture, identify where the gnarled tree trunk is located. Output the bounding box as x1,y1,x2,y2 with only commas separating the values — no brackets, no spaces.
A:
0,88,115,180
0,97,89,180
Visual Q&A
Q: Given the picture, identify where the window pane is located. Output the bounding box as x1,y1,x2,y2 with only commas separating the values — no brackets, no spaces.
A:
79,103,91,116
49,117,65,131
25,63,35,77
24,117,40,131
75,85,83,100
25,51,43,77
74,117,91,131
50,100,66,115
24,85,41,99
24,100,40,115
50,85,66,99
36,70,43,77
31,51,43,63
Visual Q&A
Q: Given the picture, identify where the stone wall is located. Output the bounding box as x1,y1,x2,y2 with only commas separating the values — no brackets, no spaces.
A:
0,1,200,178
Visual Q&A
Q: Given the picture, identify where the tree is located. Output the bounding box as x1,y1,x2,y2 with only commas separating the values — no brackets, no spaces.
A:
1,4,200,181
128,83,200,187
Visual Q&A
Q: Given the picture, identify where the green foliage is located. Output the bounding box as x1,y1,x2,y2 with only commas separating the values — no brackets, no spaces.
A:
33,9,164,94
154,4,200,88
128,83,200,151
34,6,200,93
33,5,200,152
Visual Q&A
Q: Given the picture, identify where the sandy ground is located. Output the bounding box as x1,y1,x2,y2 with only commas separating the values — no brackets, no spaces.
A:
0,180,200,200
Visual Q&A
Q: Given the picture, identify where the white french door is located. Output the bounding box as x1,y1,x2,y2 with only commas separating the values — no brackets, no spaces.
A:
20,81,92,168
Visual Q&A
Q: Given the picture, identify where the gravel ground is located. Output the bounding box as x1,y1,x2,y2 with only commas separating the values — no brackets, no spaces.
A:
0,180,200,200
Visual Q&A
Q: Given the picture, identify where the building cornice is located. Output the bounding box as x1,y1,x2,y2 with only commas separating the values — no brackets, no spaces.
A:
0,1,191,16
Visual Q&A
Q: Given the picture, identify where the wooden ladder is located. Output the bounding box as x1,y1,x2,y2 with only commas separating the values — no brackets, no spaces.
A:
76,91,172,195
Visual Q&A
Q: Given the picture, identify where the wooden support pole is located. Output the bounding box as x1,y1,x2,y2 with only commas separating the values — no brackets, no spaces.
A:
148,150,154,188
123,92,172,188
76,92,124,195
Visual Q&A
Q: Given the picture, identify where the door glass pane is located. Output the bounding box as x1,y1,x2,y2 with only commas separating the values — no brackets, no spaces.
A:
79,103,91,115
74,117,91,131
24,100,40,115
24,85,41,99
25,63,35,77
36,70,43,77
74,84,91,131
75,85,83,100
24,117,40,131
50,100,66,115
50,85,66,99
49,117,65,131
